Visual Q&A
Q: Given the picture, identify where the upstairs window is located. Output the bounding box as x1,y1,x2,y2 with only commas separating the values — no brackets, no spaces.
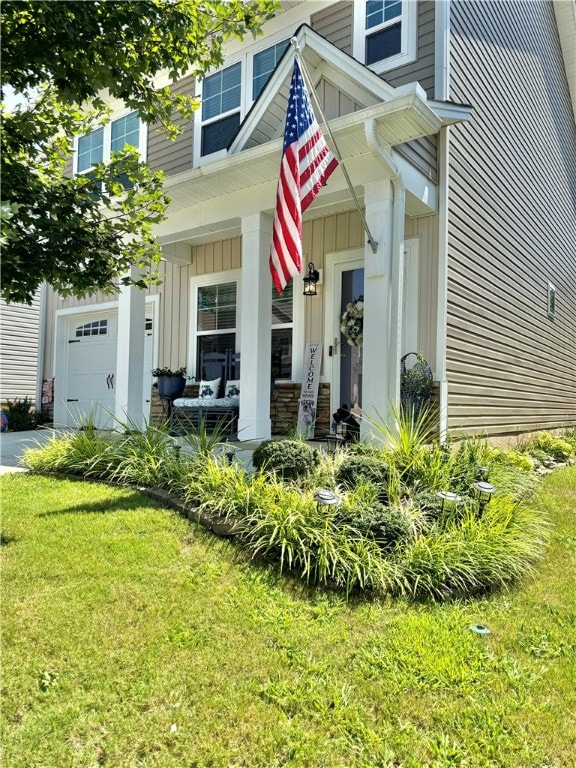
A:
252,39,290,100
201,62,242,156
353,0,417,74
75,111,143,176
77,127,104,173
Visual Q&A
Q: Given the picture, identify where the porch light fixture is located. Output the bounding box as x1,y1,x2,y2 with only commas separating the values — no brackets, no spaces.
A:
313,489,341,511
325,433,345,454
303,262,320,296
473,481,496,515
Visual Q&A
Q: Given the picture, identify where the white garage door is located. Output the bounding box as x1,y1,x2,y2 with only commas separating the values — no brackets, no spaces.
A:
63,309,154,429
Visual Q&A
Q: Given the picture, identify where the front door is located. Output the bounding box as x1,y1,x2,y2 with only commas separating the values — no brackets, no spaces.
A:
325,251,364,420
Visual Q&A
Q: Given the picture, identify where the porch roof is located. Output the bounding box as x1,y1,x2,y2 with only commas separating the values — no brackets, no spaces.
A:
157,24,471,246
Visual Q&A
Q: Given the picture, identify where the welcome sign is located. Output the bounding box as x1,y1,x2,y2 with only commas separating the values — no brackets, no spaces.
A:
297,342,322,439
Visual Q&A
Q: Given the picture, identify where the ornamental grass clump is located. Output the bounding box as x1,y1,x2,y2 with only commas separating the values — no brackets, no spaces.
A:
393,495,550,600
21,424,114,478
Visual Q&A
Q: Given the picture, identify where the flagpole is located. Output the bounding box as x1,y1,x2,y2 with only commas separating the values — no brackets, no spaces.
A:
291,38,378,254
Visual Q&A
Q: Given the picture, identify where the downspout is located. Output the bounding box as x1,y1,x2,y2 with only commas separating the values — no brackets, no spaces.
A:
364,118,405,412
35,281,47,414
435,0,452,441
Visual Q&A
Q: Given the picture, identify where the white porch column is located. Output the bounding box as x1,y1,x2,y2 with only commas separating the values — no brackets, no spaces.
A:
115,269,145,429
361,179,405,439
238,213,272,440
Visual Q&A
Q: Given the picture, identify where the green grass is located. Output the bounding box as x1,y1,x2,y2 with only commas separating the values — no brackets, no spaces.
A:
1,469,575,768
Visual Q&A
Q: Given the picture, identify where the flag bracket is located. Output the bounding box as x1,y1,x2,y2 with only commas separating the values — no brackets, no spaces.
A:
290,38,379,254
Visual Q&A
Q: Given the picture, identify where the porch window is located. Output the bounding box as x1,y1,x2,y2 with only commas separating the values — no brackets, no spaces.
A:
195,281,237,372
353,0,417,74
271,281,293,379
200,62,242,156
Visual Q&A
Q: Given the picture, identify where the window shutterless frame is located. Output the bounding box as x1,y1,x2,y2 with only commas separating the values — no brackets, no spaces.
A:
353,0,417,75
73,110,147,176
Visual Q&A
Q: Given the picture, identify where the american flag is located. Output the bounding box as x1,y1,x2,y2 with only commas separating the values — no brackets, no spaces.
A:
269,59,339,294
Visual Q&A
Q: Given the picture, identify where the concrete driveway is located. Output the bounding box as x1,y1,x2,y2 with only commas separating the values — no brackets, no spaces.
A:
0,429,60,473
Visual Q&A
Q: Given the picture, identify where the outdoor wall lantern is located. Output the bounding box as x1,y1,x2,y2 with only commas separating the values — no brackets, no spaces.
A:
473,481,496,514
314,489,341,511
436,490,462,511
303,262,320,296
325,433,345,454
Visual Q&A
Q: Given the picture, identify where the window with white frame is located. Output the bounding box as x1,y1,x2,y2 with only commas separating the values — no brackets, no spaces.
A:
353,0,417,74
198,36,291,160
200,62,242,156
75,111,144,175
271,281,293,379
193,277,239,375
252,39,290,100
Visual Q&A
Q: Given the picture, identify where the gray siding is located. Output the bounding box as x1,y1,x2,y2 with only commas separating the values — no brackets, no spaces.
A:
311,1,437,182
0,295,41,406
447,0,576,435
311,1,353,55
147,75,195,176
386,1,438,183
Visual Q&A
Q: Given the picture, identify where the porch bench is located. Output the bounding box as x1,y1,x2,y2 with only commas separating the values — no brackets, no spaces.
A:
170,396,239,438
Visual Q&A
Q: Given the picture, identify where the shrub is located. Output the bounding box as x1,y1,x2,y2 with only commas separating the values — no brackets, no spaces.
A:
252,439,320,480
3,397,43,431
335,453,390,497
527,432,574,461
335,500,412,553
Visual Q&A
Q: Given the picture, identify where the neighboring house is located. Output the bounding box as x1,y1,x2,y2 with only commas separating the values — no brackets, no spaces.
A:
0,291,44,409
41,0,575,440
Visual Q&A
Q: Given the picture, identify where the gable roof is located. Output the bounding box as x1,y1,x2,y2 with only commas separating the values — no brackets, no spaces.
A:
230,23,411,155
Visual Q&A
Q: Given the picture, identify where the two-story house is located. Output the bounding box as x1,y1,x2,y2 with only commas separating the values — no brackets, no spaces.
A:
40,0,575,441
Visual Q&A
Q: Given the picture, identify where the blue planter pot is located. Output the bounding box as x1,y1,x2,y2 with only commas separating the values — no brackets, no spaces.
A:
157,376,186,399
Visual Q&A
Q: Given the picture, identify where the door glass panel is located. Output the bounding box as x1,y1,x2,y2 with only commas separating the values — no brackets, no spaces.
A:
340,268,364,419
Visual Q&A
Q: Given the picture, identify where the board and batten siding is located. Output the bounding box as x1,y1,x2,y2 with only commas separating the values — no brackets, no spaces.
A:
159,211,437,381
147,75,196,177
447,0,576,435
0,296,41,406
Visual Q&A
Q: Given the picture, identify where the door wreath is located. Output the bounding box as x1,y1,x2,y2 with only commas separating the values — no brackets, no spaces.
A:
340,296,364,347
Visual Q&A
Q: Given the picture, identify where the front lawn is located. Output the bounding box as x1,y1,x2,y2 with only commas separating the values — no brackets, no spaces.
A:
1,469,575,767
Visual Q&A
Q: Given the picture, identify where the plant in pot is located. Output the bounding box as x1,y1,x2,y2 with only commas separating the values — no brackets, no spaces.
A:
152,366,187,399
400,353,433,418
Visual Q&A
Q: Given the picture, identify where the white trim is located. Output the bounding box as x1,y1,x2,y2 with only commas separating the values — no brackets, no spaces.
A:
353,0,418,75
323,249,365,415
73,108,147,176
436,125,450,441
402,237,420,356
187,269,242,380
434,0,451,100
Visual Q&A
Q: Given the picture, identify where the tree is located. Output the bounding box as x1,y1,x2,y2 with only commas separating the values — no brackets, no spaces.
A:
1,0,278,304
